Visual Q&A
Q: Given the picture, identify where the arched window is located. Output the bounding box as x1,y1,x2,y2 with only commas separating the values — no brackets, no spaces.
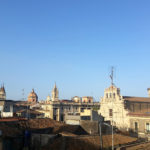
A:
109,93,112,98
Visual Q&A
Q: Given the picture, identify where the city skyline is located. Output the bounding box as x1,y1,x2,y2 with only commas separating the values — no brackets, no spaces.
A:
0,1,150,100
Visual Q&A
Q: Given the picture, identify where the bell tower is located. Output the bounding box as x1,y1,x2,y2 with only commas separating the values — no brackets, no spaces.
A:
51,83,59,101
0,84,6,100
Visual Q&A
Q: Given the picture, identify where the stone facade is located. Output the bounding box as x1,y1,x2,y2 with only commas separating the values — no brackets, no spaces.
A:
129,116,150,138
99,85,129,130
99,85,150,138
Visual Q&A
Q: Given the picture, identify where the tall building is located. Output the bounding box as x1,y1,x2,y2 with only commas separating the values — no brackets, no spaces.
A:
51,83,59,101
27,89,38,103
0,85,6,100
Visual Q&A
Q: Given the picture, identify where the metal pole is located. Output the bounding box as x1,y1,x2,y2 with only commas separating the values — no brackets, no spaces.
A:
110,66,114,150
99,121,103,150
112,111,114,150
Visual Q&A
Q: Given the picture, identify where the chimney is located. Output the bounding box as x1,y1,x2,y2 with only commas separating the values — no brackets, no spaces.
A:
147,88,150,97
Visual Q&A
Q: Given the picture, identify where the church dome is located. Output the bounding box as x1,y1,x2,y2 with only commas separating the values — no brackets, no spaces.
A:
28,89,38,103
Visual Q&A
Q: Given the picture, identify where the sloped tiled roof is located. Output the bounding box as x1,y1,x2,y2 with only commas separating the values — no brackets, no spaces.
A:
123,96,150,102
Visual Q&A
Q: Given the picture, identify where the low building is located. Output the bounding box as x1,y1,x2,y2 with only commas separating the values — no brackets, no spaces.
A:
64,109,103,134
0,100,13,117
16,109,44,118
65,109,101,125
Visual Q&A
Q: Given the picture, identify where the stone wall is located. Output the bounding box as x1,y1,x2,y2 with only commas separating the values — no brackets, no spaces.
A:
130,116,150,138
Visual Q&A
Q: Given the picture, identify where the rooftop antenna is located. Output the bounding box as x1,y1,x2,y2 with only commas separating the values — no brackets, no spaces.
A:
110,66,114,86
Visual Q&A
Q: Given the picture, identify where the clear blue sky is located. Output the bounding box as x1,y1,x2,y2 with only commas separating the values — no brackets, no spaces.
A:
0,0,150,101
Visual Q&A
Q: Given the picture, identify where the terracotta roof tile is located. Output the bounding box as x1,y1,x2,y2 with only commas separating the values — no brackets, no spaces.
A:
123,96,150,102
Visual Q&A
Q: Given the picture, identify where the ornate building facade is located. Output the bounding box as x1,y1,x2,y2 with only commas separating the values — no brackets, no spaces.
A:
99,85,150,138
99,85,129,130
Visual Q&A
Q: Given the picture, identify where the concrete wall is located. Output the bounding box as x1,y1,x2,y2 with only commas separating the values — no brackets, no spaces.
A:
66,120,80,125
65,115,80,125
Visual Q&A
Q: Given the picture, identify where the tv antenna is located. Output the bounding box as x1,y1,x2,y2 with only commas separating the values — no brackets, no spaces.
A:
110,66,114,86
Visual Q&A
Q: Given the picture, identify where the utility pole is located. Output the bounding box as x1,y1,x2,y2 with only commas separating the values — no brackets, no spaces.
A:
110,66,114,150
99,118,103,150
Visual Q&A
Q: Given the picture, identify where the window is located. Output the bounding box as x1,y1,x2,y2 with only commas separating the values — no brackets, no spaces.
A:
135,122,138,132
110,93,112,98
106,93,108,98
81,108,84,112
81,116,91,120
109,109,113,117
146,123,150,132
113,93,115,98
